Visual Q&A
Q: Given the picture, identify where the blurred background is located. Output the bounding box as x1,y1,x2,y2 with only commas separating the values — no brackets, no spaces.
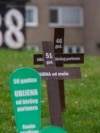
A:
0,1,100,133
0,0,100,55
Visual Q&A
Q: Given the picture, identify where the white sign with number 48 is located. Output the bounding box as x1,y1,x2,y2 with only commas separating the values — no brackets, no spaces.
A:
0,8,25,49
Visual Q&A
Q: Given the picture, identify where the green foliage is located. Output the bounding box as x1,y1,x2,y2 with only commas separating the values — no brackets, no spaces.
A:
0,48,100,133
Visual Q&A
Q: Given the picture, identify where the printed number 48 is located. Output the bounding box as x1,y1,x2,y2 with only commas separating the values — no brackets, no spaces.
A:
0,9,24,49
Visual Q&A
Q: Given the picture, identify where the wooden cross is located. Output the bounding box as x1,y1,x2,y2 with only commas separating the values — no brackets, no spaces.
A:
33,28,84,112
35,41,82,127
54,28,65,112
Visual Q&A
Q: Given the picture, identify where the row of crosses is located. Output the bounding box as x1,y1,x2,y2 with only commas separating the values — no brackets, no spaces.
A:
33,28,84,127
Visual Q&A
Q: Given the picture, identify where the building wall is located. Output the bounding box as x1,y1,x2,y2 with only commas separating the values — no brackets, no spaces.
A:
84,0,100,55
26,0,100,55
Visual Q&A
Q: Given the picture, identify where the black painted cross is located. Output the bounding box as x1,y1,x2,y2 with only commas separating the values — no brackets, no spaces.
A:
35,41,82,127
34,28,84,112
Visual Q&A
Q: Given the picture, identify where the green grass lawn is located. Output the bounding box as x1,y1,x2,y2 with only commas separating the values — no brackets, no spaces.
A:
0,48,100,133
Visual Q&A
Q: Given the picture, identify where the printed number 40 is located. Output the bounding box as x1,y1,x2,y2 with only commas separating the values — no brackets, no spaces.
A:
56,38,62,44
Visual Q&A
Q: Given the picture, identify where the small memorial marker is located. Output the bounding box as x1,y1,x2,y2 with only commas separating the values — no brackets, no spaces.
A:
9,67,41,133
33,28,84,112
34,41,81,127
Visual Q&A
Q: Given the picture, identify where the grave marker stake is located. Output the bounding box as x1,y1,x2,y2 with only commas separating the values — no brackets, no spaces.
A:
33,28,84,112
54,28,65,111
42,41,63,127
34,41,81,127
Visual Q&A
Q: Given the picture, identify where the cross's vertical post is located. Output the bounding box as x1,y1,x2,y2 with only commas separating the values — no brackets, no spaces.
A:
54,28,65,111
42,41,63,127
